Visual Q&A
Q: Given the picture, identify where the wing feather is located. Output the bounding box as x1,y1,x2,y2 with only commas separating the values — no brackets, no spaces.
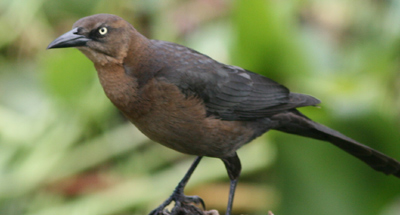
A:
152,40,320,121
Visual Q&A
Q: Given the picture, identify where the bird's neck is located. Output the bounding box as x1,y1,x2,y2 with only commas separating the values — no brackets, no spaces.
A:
94,35,161,119
95,63,139,111
122,38,163,88
124,36,161,75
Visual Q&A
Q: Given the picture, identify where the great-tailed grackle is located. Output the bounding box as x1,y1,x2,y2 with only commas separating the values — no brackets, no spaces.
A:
48,14,400,215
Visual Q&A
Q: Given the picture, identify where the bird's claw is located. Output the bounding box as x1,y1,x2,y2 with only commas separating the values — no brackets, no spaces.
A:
149,194,206,215
182,195,205,209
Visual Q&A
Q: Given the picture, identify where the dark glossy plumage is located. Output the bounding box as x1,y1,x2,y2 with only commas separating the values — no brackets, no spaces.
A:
149,40,321,120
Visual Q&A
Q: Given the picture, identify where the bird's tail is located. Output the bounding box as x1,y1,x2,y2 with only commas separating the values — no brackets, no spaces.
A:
272,110,400,178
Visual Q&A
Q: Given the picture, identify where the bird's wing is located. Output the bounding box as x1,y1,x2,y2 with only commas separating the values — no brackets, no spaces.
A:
152,40,320,120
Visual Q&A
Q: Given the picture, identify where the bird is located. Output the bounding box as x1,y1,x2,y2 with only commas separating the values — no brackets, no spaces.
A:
47,14,400,215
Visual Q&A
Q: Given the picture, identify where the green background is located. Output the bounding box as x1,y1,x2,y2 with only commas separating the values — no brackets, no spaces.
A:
1,0,400,214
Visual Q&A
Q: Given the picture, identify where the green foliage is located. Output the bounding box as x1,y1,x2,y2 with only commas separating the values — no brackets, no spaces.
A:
1,0,400,215
40,50,95,104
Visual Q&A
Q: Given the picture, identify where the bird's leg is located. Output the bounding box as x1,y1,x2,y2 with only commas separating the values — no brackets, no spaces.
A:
225,179,238,215
149,156,205,215
221,154,242,215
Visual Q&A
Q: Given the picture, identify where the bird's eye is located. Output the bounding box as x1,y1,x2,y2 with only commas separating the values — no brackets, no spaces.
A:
98,27,108,35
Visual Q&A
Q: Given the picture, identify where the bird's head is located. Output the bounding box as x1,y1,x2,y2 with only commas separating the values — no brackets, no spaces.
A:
47,14,144,65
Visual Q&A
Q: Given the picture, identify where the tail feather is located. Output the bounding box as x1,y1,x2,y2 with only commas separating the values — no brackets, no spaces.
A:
272,110,400,178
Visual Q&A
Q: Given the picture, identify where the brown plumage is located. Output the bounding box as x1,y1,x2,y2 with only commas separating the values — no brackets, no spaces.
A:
48,14,400,215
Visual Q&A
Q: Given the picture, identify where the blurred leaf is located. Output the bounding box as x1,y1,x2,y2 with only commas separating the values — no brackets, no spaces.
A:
40,49,95,105
231,0,310,82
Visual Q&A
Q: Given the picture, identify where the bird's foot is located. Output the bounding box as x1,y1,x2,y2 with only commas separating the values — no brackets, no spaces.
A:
149,192,205,215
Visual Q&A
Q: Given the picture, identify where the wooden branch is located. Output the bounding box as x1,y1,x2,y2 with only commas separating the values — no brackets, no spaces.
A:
157,203,275,215
156,203,219,215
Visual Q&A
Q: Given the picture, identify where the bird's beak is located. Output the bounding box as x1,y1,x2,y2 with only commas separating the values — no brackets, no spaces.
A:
47,27,90,49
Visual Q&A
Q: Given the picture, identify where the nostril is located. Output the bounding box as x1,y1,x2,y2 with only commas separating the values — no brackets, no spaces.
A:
74,27,84,35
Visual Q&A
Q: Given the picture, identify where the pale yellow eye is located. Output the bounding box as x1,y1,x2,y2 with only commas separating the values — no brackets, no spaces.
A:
99,27,108,35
